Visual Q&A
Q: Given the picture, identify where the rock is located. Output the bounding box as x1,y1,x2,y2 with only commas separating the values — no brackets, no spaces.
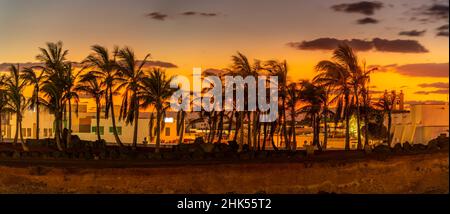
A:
427,140,440,151
412,144,427,151
403,142,413,152
392,143,403,153
200,143,215,153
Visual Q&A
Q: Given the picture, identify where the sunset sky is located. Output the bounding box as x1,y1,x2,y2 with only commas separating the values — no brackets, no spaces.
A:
0,0,448,103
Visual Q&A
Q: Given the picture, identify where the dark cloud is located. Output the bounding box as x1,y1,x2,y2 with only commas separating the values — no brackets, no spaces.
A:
414,89,449,95
399,30,426,37
395,63,449,77
418,82,449,89
372,38,428,53
409,3,449,23
437,24,449,31
437,31,449,36
181,11,218,17
146,12,168,21
288,38,428,53
332,1,383,15
357,17,379,24
204,68,226,76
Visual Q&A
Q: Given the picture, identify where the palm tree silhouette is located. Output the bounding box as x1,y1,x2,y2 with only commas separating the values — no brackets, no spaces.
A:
375,90,396,147
21,67,45,141
37,41,69,151
75,73,105,142
61,63,81,148
4,64,30,151
115,47,150,148
286,82,301,151
0,75,9,143
299,80,325,150
138,68,174,153
82,45,124,146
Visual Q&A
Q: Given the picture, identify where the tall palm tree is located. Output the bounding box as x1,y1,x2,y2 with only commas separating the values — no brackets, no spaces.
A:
21,67,44,141
315,45,353,150
265,60,289,150
138,68,174,153
115,47,151,148
36,41,69,151
4,65,30,151
83,45,124,146
75,73,105,141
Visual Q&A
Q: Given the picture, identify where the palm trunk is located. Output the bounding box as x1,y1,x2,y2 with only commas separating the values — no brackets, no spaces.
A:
323,112,328,150
155,111,162,153
217,111,224,144
354,87,362,150
262,122,267,151
55,112,63,151
0,111,3,143
19,119,29,151
387,111,392,147
239,112,244,146
247,111,252,148
96,102,101,141
36,93,40,141
14,114,19,145
132,96,139,149
109,88,123,146
363,94,370,149
178,112,185,145
344,92,350,150
291,106,296,151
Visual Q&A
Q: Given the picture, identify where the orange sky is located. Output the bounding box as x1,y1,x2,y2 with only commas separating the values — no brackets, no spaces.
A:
0,0,448,103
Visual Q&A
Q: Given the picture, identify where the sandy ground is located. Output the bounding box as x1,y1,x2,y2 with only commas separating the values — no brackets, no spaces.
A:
0,151,448,194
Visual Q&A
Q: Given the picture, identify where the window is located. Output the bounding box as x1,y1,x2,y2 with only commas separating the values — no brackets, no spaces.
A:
48,129,52,137
109,126,122,135
44,128,48,137
92,126,104,135
165,127,171,137
27,128,31,137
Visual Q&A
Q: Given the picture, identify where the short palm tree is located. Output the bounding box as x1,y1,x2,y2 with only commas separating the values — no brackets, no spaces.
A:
115,47,151,148
4,65,30,151
138,68,174,153
21,67,45,141
299,80,325,150
0,75,10,143
61,63,81,148
375,90,396,147
83,45,124,146
75,73,105,141
285,82,301,150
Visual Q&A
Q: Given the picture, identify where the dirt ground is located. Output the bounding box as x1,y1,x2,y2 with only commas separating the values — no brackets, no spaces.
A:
0,151,448,194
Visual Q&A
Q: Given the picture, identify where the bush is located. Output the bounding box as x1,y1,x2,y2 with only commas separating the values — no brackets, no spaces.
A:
373,145,391,153
392,143,403,153
403,142,413,152
412,144,427,151
12,151,21,159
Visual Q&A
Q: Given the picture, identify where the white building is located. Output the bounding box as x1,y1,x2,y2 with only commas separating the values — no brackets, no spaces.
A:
390,103,449,145
1,102,184,145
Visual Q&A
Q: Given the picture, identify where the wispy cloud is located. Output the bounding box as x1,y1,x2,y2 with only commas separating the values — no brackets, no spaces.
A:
399,30,426,37
418,82,449,89
414,89,449,95
357,17,379,24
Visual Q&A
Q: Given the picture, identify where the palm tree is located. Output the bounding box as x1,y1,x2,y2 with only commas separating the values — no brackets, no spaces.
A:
75,73,105,141
315,45,353,150
285,82,301,151
36,41,69,151
138,68,174,153
299,80,325,150
0,75,9,143
115,47,151,148
83,45,124,146
264,60,289,150
375,90,396,147
21,67,44,141
4,65,30,151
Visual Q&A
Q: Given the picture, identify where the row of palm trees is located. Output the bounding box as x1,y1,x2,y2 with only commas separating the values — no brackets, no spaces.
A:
0,41,395,153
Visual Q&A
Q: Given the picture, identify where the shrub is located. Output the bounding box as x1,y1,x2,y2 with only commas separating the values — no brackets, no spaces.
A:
373,145,391,153
392,143,403,153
